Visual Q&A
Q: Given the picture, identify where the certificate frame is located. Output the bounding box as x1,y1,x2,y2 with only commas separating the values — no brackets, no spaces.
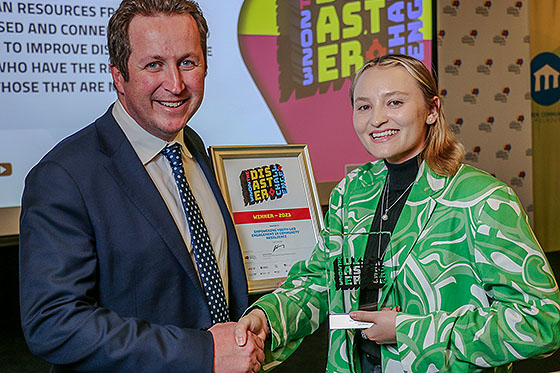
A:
210,144,324,293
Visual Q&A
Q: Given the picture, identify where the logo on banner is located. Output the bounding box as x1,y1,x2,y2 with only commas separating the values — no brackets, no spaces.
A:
509,115,524,131
508,58,523,74
445,59,462,75
450,117,463,135
437,29,445,47
240,164,287,206
465,146,481,163
493,30,509,46
461,30,477,46
511,170,526,187
443,1,460,16
496,144,511,160
507,2,523,17
495,87,510,103
475,2,492,16
478,116,494,133
463,88,479,104
477,58,493,75
531,52,560,106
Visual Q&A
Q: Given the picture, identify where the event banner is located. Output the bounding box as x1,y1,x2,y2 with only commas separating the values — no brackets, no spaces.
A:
437,1,533,224
530,1,560,251
238,0,433,183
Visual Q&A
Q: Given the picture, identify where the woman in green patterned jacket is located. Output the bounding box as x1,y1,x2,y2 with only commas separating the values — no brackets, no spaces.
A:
235,55,560,372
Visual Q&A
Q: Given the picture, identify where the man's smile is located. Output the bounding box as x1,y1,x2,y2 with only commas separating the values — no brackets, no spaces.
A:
157,100,186,108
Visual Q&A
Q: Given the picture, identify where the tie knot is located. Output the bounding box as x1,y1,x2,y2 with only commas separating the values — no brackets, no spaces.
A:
161,143,183,165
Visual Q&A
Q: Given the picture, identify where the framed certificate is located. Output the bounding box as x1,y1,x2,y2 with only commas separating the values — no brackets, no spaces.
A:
210,145,324,293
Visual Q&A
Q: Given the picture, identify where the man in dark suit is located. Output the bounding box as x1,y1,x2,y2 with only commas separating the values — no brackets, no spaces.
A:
19,1,264,371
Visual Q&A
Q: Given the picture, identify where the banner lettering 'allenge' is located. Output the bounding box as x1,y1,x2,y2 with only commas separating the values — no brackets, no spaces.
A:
238,0,432,182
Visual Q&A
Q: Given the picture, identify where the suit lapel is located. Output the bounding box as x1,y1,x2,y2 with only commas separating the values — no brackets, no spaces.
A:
378,162,452,307
95,110,204,295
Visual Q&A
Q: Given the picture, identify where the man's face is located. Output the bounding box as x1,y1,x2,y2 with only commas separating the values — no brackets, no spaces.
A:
111,14,205,141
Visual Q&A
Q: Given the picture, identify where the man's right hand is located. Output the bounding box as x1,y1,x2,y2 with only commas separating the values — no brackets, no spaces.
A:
209,321,265,373
234,308,269,347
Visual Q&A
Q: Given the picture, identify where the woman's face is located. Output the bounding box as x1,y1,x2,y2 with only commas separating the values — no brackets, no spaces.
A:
352,65,438,164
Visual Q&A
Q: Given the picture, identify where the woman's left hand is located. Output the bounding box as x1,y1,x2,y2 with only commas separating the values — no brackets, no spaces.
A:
350,307,400,344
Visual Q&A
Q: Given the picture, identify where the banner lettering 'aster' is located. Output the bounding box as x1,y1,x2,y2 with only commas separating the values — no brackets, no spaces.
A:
278,0,426,101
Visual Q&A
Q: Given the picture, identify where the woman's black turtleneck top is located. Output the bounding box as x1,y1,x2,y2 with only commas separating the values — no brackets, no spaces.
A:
356,155,419,365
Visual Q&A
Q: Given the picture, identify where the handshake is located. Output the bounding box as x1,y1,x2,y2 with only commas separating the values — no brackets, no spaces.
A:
209,309,270,373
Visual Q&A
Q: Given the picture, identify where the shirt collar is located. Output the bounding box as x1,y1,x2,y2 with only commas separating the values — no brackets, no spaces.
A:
112,100,193,165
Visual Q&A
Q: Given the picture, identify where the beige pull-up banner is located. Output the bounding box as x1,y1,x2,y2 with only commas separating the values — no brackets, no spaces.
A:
530,1,560,252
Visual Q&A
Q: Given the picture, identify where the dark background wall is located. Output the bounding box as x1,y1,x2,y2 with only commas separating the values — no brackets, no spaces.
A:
3,236,559,372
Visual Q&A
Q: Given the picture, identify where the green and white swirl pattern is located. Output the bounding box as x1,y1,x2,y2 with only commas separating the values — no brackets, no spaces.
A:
252,161,560,372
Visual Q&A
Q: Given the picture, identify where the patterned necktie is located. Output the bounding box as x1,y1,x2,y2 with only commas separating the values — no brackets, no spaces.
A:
161,143,229,324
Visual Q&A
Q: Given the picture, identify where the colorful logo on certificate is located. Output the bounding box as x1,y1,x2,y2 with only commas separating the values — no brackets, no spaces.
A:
240,164,287,206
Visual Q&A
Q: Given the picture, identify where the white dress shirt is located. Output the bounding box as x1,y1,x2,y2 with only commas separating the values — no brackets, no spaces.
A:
112,100,229,302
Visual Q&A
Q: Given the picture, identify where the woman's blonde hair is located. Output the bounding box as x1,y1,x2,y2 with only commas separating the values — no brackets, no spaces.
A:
350,54,464,177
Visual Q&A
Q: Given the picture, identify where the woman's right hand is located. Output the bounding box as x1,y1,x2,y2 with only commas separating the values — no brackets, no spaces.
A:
350,306,400,344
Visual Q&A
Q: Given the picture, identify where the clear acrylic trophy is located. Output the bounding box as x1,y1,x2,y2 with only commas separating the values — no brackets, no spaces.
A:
322,229,393,330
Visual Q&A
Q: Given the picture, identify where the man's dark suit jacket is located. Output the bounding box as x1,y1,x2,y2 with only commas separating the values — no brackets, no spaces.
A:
19,106,248,372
